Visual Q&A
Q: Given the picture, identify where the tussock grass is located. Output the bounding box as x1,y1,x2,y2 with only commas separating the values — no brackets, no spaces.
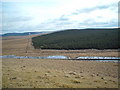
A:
2,58,118,88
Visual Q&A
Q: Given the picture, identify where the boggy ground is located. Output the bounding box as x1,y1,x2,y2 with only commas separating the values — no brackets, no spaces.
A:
2,35,119,58
2,58,119,88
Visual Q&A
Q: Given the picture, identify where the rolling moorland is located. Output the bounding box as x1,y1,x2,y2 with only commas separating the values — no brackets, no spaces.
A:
2,34,119,59
1,30,119,88
32,28,119,50
1,32,48,37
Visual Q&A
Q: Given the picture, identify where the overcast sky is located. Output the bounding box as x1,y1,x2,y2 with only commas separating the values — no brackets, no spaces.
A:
1,0,119,34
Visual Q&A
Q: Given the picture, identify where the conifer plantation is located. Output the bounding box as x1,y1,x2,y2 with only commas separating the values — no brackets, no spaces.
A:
32,28,119,50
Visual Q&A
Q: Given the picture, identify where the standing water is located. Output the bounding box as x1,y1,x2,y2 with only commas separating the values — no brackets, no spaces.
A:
0,55,119,62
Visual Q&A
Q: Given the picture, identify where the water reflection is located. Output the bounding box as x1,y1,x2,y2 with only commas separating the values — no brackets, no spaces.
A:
0,55,119,62
0,55,69,59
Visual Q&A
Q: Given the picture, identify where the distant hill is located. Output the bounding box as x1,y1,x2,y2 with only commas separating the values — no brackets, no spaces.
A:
1,32,48,37
32,28,119,50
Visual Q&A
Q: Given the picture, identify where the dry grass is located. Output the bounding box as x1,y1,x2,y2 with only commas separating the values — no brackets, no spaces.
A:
2,58,118,88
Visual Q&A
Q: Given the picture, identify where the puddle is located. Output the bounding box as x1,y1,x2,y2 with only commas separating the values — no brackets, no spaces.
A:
46,56,69,59
0,55,69,59
94,60,119,62
76,56,120,59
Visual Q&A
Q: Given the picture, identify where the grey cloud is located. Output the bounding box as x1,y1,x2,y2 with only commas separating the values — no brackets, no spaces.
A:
2,24,39,34
72,3,117,15
55,22,72,25
3,2,117,34
2,15,34,33
36,9,117,32
35,15,72,31
78,20,118,28
57,15,69,21
3,16,33,23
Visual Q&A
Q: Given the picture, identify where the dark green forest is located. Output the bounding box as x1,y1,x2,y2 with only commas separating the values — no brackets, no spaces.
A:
32,28,119,50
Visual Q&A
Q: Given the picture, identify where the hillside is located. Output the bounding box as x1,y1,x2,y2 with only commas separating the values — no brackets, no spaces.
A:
32,28,119,50
1,32,48,37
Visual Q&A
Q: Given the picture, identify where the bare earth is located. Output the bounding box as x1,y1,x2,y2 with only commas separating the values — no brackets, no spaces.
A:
1,35,119,88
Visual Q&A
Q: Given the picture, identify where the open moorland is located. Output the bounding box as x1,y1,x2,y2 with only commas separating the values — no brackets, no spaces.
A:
2,33,119,59
1,32,120,88
2,58,119,88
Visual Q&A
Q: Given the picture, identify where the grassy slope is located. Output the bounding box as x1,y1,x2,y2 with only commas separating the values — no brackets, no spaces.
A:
3,58,118,88
32,28,119,50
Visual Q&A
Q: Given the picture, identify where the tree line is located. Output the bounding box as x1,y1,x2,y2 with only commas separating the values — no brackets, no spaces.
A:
32,28,119,50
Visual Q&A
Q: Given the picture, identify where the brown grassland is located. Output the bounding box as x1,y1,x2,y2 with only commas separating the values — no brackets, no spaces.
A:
1,34,120,88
